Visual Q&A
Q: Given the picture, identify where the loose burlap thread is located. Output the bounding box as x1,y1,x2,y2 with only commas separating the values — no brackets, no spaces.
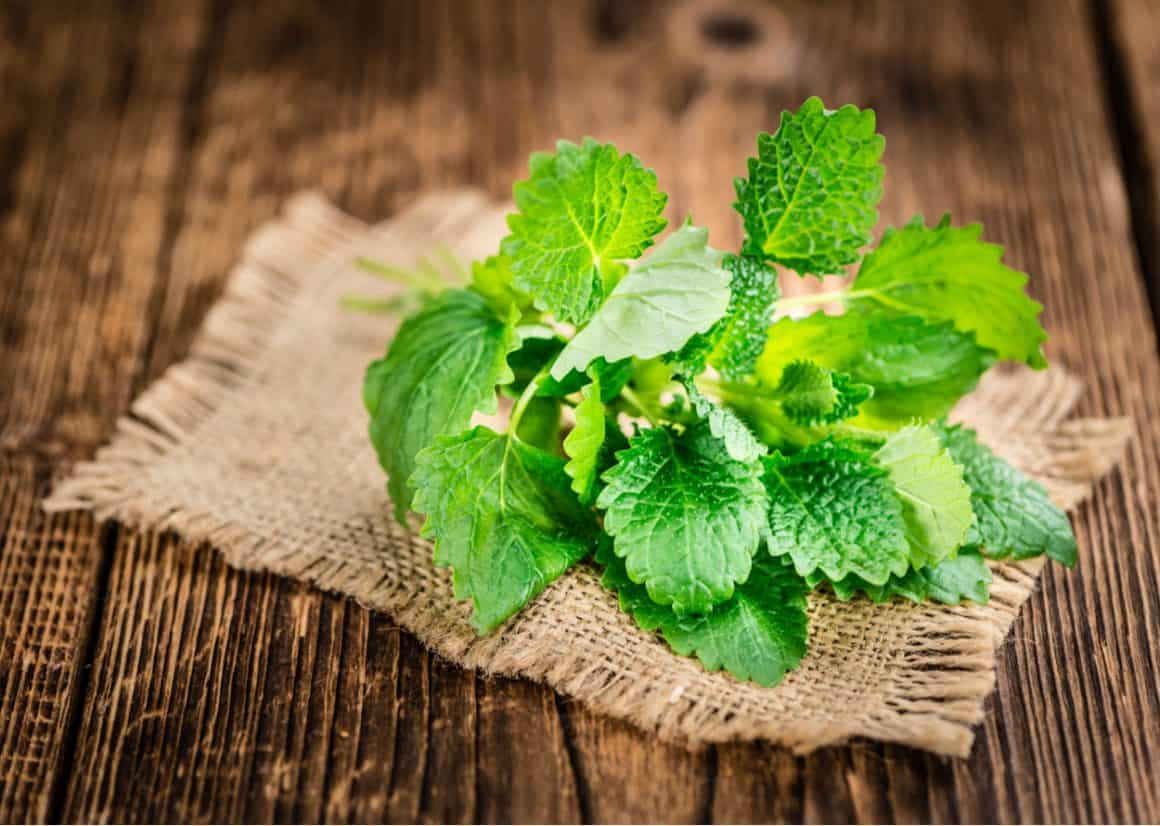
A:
45,191,1133,758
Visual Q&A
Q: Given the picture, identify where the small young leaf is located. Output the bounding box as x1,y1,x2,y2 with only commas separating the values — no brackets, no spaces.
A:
502,138,668,325
773,360,872,425
410,427,596,633
763,440,910,584
935,423,1076,565
598,542,809,687
874,425,974,568
597,424,769,614
470,254,533,316
563,373,605,505
682,379,766,463
734,97,885,275
551,223,731,379
850,216,1047,368
364,290,518,523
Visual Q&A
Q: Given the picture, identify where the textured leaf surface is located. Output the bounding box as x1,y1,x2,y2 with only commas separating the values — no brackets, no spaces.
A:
734,97,885,275
563,373,605,504
875,426,973,568
773,360,871,425
410,428,595,633
672,254,779,379
850,216,1047,368
551,223,731,379
763,441,910,584
757,312,995,426
364,289,518,522
597,424,769,614
683,380,766,463
811,549,992,605
501,138,668,324
598,543,809,687
936,423,1076,565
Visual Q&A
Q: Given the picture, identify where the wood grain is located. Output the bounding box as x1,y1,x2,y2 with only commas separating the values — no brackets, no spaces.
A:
0,0,210,819
1105,0,1160,318
1,0,1158,822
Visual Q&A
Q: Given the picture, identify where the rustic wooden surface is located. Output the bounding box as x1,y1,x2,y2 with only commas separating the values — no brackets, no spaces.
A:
1,0,1159,822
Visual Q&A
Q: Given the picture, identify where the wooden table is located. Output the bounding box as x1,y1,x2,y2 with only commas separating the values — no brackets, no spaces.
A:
2,1,1159,822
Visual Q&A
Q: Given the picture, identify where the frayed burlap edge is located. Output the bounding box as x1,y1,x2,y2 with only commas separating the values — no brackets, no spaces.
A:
45,191,1134,758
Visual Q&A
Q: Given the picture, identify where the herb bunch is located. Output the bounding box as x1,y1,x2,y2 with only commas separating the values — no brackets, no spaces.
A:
362,98,1074,687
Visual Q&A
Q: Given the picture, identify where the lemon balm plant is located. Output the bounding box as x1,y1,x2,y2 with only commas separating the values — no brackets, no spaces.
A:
361,98,1074,687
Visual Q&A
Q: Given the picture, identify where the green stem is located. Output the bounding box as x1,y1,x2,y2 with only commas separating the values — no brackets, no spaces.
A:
619,385,659,426
355,256,445,292
509,369,547,436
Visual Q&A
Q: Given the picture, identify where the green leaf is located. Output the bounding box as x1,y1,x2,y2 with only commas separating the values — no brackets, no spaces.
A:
551,223,731,380
773,360,872,425
682,379,766,463
734,97,885,275
757,312,996,426
935,423,1076,565
506,335,565,392
849,216,1048,368
410,427,596,633
563,373,605,505
597,542,809,687
364,289,518,522
470,254,533,316
597,424,769,614
671,254,779,380
763,440,910,584
537,356,633,401
874,425,973,568
515,396,561,452
810,548,992,605
501,138,669,324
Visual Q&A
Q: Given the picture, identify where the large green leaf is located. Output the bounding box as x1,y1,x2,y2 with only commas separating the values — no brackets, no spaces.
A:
501,138,668,325
410,427,596,633
597,424,769,614
597,543,809,687
763,440,910,584
364,289,518,522
551,223,731,380
935,423,1076,565
849,216,1047,368
734,97,885,275
756,312,996,427
874,425,973,568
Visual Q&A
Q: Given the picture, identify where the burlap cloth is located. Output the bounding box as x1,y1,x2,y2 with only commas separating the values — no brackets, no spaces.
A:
45,191,1133,758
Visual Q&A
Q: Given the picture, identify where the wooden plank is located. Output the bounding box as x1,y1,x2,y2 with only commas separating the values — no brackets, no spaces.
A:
59,0,590,821
0,0,211,457
1104,0,1160,320
31,0,1160,823
0,1,211,820
0,456,108,823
